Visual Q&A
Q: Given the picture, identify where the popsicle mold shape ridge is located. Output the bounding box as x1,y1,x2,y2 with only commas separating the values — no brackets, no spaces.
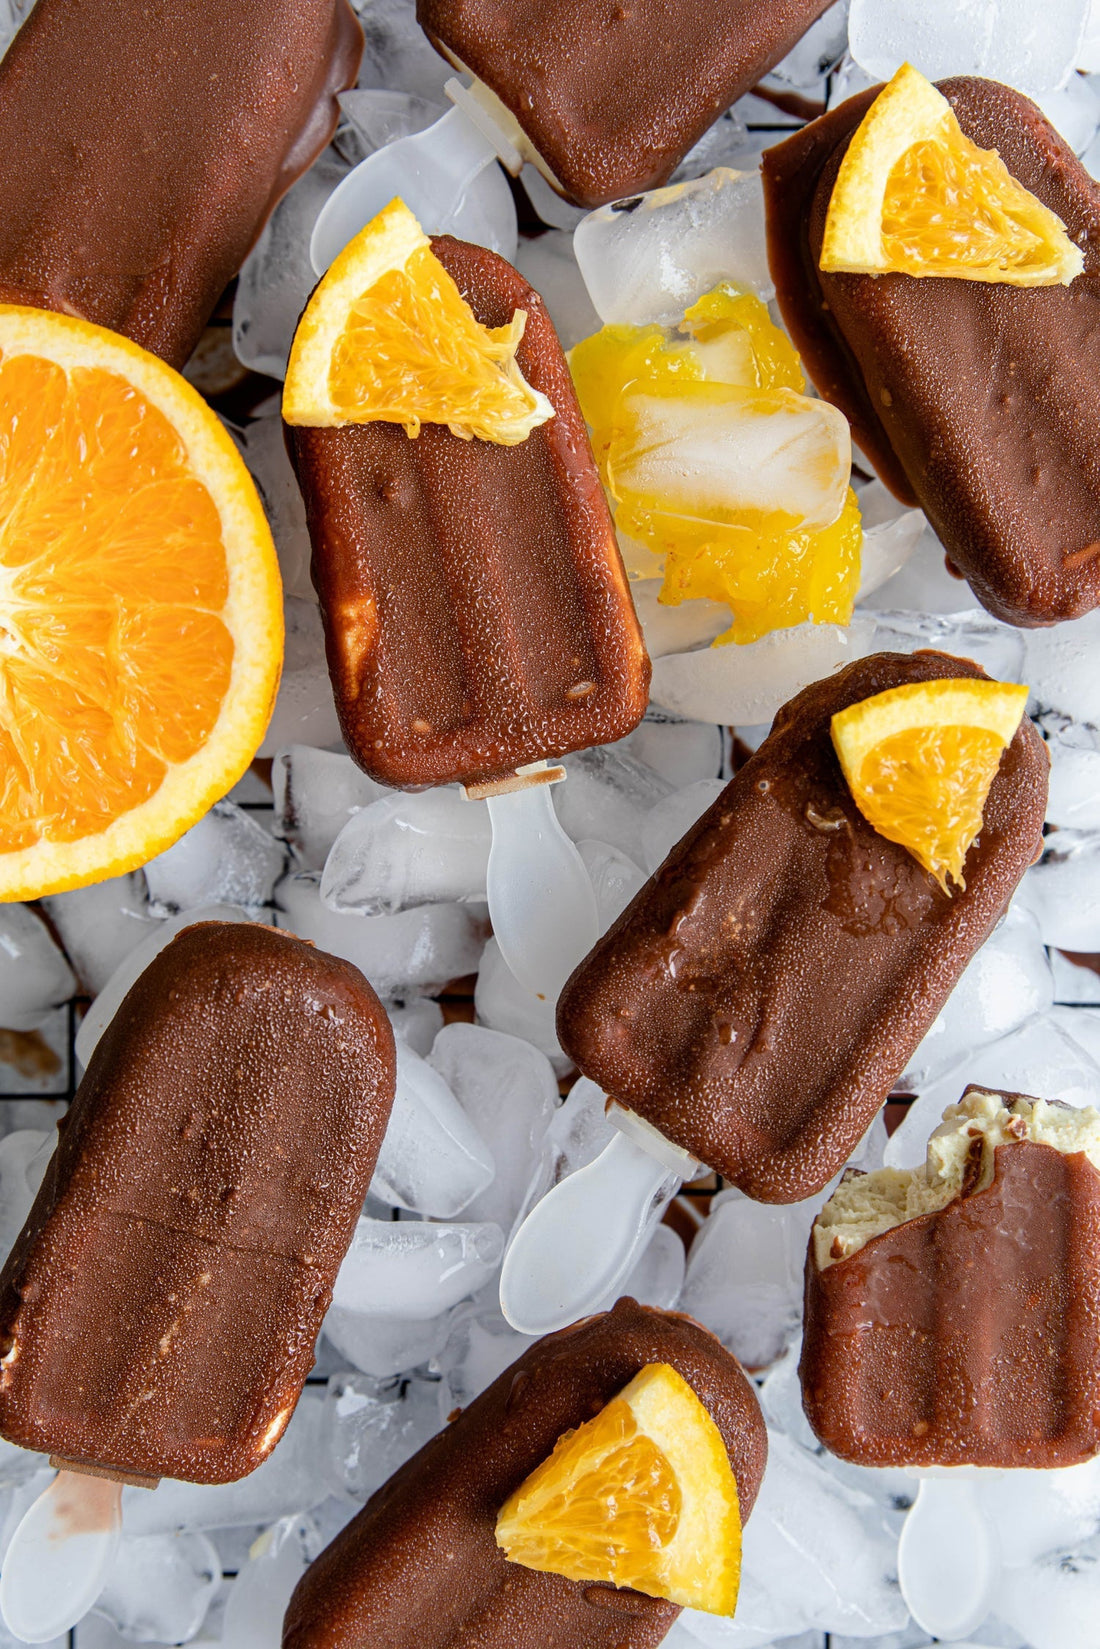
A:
556,651,1049,1204
762,76,1100,626
0,921,397,1484
802,1085,1100,1468
282,1299,768,1648
0,0,363,370
415,0,836,207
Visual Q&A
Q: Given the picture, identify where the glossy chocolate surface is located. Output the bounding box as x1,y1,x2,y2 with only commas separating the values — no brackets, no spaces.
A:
418,0,832,208
288,235,649,790
557,652,1048,1203
283,1299,767,1649
0,922,395,1484
801,1127,1100,1467
762,78,1100,626
0,0,362,368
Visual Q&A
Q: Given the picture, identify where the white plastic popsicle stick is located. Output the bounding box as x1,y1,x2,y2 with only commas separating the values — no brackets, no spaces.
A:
310,89,518,275
0,1470,122,1640
499,1106,695,1334
897,1473,1001,1640
484,779,599,1003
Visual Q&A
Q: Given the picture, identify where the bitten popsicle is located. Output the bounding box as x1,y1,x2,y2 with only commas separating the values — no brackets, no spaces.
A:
0,921,396,1484
283,1299,768,1649
555,652,1048,1204
416,0,835,208
0,0,362,369
762,76,1100,627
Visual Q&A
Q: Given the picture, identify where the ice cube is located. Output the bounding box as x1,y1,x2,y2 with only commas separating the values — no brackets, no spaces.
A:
75,906,252,1071
432,1302,538,1417
640,779,727,873
257,598,344,757
0,1131,53,1263
858,522,978,615
323,1306,454,1379
473,937,570,1073
772,0,850,88
513,230,600,350
571,840,644,933
41,873,149,996
555,745,673,865
608,385,851,533
144,802,284,916
679,1189,819,1370
900,902,1053,1087
1035,72,1100,151
1044,720,1100,827
275,872,488,997
122,1394,327,1535
606,1221,685,1312
1020,832,1100,949
272,745,386,871
218,1516,322,1649
388,998,445,1056
1025,608,1100,725
236,417,314,599
623,708,724,788
0,907,75,1031
1052,949,1100,1005
631,577,733,659
870,607,1027,682
650,615,878,725
997,1528,1100,1649
322,1374,441,1498
330,1216,504,1320
670,111,753,186
855,486,926,601
515,1075,618,1226
848,0,1090,98
233,152,349,379
574,167,774,326
976,1455,1100,1567
732,1430,908,1637
94,1530,220,1644
886,1011,1100,1168
428,1023,559,1230
825,52,881,111
353,0,455,102
321,789,491,914
373,1039,495,1218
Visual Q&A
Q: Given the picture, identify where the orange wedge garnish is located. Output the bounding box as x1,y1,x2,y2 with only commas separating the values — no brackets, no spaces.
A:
0,305,282,900
495,1362,742,1615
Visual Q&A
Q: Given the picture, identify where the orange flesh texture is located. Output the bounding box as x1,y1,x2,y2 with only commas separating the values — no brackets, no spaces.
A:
852,723,1006,891
498,1396,683,1588
882,137,1056,274
0,351,233,853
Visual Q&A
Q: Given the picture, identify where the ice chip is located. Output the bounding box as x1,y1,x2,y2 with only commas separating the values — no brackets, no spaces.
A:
273,744,386,870
432,1303,538,1418
353,0,455,102
1020,831,1100,949
848,0,1090,98
94,1530,220,1643
331,1216,504,1321
515,1075,618,1228
428,1023,558,1231
604,1221,685,1313
219,1515,322,1649
623,708,724,788
1045,721,1100,827
771,0,850,88
144,801,285,915
388,998,445,1056
607,383,851,534
324,1306,454,1380
1026,609,1100,725
577,838,648,932
0,906,75,1031
372,1039,496,1218
321,788,491,914
858,522,978,615
473,937,570,1073
40,873,149,996
574,168,774,327
322,1374,441,1499
555,745,673,864
649,614,878,725
997,1528,1100,1649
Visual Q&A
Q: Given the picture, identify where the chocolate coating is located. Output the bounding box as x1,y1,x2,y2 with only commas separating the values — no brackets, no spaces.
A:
417,0,832,208
557,652,1049,1203
0,922,395,1484
287,235,649,789
0,0,362,368
283,1299,767,1649
762,78,1100,627
801,1125,1100,1467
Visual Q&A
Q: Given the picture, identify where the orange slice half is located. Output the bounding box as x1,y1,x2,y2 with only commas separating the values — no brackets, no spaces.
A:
0,305,282,901
821,63,1083,286
283,197,553,444
831,677,1030,891
495,1361,742,1616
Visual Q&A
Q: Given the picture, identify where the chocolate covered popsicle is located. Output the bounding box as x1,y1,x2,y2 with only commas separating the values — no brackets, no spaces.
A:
0,0,362,369
556,651,1048,1203
416,0,834,208
283,1299,768,1648
802,1087,1100,1468
0,921,396,1485
287,229,649,791
763,77,1100,627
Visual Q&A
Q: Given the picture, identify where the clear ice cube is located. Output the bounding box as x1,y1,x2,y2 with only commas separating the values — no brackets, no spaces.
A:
0,907,75,1031
143,802,286,915
329,1215,504,1319
848,0,1089,98
272,745,386,871
321,789,491,914
372,1039,495,1219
